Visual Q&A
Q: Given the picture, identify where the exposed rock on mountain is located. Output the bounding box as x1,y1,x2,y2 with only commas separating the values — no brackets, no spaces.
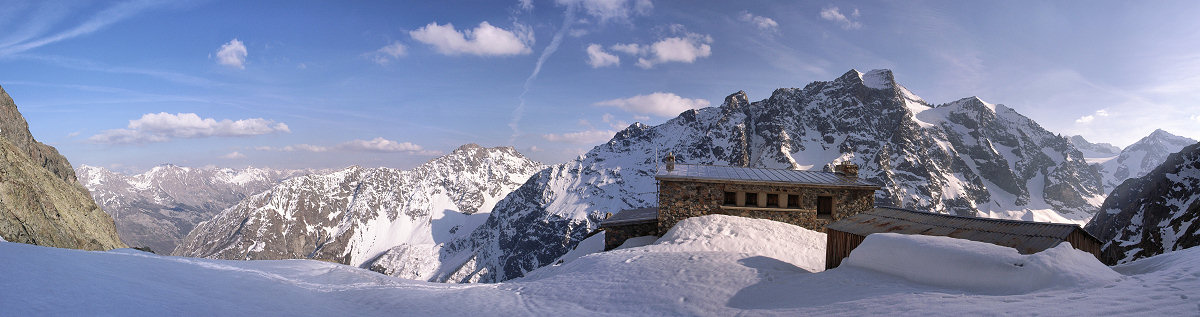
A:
1095,129,1197,193
1086,142,1200,264
76,165,313,254
437,69,1106,282
172,144,544,278
0,85,125,250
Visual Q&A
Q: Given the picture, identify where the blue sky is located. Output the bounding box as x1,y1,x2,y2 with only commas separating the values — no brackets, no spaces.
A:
2,1,1198,172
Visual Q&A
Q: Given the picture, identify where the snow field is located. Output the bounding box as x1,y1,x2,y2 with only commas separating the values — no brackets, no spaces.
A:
2,215,1199,316
842,233,1120,294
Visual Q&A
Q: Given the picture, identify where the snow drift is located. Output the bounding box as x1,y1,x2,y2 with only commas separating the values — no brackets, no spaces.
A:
638,215,827,272
842,233,1120,294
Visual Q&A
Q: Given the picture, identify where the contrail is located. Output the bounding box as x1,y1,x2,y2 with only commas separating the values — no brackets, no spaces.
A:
509,3,577,145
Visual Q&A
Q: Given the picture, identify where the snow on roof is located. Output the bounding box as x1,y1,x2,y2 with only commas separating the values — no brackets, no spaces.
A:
656,164,879,188
599,208,658,227
827,206,1099,254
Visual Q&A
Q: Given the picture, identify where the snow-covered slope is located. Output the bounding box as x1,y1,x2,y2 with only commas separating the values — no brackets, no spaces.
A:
76,164,313,254
1069,135,1120,163
1086,142,1200,264
1095,129,1197,194
443,69,1105,282
2,215,1196,316
172,144,544,280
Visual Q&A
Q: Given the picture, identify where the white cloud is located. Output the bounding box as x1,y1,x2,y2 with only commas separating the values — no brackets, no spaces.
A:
88,113,290,144
370,42,407,65
1075,109,1110,124
608,26,712,69
410,21,532,56
340,137,426,153
216,38,248,69
557,0,653,24
220,151,246,159
609,43,640,55
518,0,533,11
586,43,619,68
819,7,862,30
739,11,779,31
258,137,440,155
594,92,710,117
633,115,650,121
542,129,617,144
528,145,543,152
1192,114,1200,122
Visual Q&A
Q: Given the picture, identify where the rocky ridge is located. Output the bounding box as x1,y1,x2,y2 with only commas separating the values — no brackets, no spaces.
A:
0,84,124,250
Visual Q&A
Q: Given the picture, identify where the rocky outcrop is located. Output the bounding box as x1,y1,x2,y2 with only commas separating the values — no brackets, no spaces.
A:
0,85,125,250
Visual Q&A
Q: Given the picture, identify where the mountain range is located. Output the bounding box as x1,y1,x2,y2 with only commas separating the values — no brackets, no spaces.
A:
172,144,545,281
424,69,1115,282
76,165,315,254
67,69,1198,283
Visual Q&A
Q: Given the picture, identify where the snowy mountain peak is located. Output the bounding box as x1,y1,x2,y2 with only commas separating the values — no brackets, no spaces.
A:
836,68,896,90
723,90,750,109
1096,129,1198,193
861,69,896,90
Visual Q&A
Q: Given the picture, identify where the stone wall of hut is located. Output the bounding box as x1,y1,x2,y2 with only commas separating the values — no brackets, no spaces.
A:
657,179,875,234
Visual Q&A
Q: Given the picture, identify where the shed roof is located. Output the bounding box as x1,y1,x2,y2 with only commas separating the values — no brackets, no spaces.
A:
826,206,1099,254
656,164,879,188
599,208,658,227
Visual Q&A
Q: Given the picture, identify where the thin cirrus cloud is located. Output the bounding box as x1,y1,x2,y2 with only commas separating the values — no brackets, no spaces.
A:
594,92,711,117
369,41,408,65
220,151,246,159
739,11,779,32
0,1,167,57
561,0,653,24
88,112,290,144
820,7,862,30
600,25,713,69
215,38,247,69
409,21,533,56
258,137,441,155
542,129,617,144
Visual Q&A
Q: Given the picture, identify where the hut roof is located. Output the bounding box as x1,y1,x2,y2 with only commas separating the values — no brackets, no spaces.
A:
655,164,879,189
826,206,1100,254
599,208,658,227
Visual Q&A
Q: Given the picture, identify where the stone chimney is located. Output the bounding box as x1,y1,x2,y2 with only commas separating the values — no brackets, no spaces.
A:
665,152,676,171
837,161,859,178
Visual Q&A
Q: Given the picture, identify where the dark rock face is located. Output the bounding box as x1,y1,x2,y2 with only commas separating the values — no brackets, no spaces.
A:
443,69,1104,283
76,165,312,254
0,85,125,250
1086,142,1200,264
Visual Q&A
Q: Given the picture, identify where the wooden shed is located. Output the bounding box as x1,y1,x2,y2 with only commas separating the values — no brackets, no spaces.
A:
825,207,1104,269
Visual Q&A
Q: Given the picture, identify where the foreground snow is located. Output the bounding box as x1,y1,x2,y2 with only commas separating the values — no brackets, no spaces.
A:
2,215,1198,316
